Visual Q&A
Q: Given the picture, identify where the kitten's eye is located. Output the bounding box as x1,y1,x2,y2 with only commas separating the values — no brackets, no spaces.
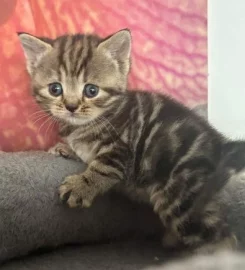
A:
48,83,63,97
84,84,99,98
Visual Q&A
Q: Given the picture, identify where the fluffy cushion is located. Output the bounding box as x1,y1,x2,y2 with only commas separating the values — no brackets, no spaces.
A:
0,151,161,263
0,150,245,268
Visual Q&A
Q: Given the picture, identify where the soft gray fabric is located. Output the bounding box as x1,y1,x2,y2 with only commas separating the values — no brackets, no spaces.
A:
2,241,165,270
2,246,245,270
146,251,245,270
0,151,245,269
0,151,161,263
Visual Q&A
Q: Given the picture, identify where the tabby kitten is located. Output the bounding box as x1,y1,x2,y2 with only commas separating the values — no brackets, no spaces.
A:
19,30,238,253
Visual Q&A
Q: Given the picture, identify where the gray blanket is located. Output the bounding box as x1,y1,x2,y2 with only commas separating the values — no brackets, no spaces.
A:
0,150,245,269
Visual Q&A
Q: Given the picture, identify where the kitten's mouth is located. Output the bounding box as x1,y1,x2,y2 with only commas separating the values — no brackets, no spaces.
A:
51,109,91,125
68,112,78,118
63,113,91,125
53,110,78,119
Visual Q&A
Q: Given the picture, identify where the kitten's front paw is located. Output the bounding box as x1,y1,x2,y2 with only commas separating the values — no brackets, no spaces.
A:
48,143,72,158
59,175,96,208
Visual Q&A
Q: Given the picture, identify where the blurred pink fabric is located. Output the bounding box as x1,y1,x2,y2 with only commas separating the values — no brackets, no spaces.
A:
0,0,207,151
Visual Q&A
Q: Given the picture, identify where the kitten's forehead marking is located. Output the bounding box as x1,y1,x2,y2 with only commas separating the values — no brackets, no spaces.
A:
55,35,99,80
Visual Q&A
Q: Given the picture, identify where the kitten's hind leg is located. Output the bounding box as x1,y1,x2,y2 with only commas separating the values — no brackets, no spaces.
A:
178,209,237,254
48,142,79,160
149,185,237,254
148,151,237,254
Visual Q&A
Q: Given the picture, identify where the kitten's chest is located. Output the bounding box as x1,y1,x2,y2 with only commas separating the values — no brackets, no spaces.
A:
64,132,99,164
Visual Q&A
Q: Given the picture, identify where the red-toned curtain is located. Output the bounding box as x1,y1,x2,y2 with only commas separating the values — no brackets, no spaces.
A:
0,0,207,151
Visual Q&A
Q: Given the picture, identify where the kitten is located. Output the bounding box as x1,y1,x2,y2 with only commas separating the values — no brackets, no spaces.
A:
18,30,239,253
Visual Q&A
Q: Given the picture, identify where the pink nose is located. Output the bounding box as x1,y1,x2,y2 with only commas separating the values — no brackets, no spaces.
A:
65,104,78,113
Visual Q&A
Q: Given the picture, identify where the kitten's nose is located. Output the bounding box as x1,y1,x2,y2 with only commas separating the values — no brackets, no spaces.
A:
65,104,79,113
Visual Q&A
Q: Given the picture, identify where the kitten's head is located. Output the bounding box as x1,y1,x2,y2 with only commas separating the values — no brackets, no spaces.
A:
18,30,131,125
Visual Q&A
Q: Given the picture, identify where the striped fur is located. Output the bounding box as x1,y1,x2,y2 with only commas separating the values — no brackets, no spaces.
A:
19,30,240,254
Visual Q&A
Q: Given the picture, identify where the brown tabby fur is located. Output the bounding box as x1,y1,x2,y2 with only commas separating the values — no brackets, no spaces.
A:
18,30,240,254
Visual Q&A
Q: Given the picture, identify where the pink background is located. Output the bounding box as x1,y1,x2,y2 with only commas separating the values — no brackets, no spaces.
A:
0,0,207,151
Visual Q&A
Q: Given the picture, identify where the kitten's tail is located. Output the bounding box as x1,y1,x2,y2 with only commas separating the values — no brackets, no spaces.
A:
193,140,245,213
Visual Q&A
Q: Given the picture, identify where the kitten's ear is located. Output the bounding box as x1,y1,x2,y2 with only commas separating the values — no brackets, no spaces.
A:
18,33,53,74
98,29,131,61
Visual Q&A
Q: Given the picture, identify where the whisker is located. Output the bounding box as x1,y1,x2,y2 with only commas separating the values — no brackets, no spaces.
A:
37,117,53,135
103,117,120,137
89,120,98,141
97,116,117,143
29,109,51,121
93,118,103,141
32,114,50,126
44,116,56,139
